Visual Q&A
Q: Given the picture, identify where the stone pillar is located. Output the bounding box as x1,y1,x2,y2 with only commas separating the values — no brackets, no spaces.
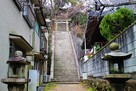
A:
66,21,69,31
102,43,132,91
1,51,30,91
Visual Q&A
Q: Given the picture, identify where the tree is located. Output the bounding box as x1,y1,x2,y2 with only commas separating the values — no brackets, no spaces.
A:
69,0,77,5
71,12,87,28
99,8,135,41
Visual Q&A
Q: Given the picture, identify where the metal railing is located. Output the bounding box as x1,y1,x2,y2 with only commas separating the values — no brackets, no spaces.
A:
13,0,36,28
22,1,35,28
13,0,24,11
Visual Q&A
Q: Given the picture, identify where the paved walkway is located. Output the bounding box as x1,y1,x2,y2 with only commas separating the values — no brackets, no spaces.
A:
49,84,87,91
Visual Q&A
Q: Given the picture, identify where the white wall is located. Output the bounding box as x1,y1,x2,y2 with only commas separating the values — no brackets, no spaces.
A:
0,0,39,91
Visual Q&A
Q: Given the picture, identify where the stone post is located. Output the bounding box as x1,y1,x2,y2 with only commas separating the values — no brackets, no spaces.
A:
102,43,132,91
1,51,30,91
66,21,69,31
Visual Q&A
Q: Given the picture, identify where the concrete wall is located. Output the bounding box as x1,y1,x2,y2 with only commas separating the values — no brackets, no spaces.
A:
121,25,136,72
83,23,136,77
0,0,39,91
34,31,40,52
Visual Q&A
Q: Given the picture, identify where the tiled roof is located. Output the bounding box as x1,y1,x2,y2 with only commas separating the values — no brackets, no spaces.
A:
100,0,135,4
100,0,136,13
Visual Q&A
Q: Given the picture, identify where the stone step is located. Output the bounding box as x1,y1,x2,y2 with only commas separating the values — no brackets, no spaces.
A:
52,77,79,82
54,72,78,76
54,72,78,75
54,82,80,84
53,77,79,81
53,31,79,82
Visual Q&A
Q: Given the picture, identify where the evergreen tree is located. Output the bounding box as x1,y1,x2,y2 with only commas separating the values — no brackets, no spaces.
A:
100,8,135,40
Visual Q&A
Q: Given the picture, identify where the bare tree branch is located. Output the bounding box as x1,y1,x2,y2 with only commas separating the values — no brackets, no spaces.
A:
98,6,105,19
97,0,103,5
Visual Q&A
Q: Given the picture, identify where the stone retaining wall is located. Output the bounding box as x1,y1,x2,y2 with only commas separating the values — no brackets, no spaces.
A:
83,23,136,77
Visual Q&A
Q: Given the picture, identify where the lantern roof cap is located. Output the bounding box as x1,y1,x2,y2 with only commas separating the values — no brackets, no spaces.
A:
7,51,30,64
102,43,132,60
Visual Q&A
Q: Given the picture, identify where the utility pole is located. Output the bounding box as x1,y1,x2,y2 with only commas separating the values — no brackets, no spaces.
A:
84,11,89,54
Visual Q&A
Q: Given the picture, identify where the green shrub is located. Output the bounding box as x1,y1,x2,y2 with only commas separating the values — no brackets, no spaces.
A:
87,87,93,91
44,82,56,91
100,8,135,41
81,79,111,91
69,0,77,5
71,12,87,28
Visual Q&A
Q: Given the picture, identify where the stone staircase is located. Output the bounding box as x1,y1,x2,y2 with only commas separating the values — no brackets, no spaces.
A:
52,31,79,82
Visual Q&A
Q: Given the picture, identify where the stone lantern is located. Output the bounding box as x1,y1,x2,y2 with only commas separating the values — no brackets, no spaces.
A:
1,51,30,91
102,43,132,91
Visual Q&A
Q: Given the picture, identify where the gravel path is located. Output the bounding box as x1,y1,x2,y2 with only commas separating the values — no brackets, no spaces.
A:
49,84,87,91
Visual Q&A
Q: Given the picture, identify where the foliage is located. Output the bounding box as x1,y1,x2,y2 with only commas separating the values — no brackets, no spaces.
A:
63,0,77,5
81,79,111,91
42,7,51,17
87,54,91,59
100,8,135,41
44,82,56,91
69,0,77,5
94,43,101,52
125,79,136,91
87,87,93,91
71,12,87,28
